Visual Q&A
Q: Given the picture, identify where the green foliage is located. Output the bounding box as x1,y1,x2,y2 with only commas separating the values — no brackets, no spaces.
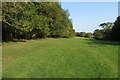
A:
76,32,93,38
2,2,75,41
93,29,105,40
79,32,86,37
111,16,120,41
75,32,80,36
94,22,114,40
99,22,113,29
85,33,93,38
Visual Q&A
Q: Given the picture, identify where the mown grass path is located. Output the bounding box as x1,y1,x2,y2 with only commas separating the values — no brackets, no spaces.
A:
2,38,118,78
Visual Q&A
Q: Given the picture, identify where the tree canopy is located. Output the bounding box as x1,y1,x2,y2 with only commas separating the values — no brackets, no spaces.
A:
2,2,75,41
111,16,120,41
93,20,120,41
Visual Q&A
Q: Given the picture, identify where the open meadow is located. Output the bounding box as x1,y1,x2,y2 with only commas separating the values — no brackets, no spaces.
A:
2,38,119,78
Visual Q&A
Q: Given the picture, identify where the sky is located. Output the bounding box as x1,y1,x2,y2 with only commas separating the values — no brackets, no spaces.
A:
61,2,118,33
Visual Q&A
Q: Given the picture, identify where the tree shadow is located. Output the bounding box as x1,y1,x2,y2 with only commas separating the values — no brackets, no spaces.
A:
12,40,26,42
84,38,120,46
3,39,26,42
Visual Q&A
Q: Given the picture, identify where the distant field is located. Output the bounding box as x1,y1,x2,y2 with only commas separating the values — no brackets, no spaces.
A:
2,38,119,78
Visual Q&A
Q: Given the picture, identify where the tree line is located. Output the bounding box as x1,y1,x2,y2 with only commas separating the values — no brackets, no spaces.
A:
76,16,120,41
76,32,93,38
2,2,75,41
2,2,120,42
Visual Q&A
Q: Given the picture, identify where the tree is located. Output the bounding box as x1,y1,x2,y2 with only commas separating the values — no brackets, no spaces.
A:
112,16,120,41
93,22,113,40
93,29,105,40
79,32,86,37
2,2,75,41
99,22,113,29
85,33,93,38
76,32,80,37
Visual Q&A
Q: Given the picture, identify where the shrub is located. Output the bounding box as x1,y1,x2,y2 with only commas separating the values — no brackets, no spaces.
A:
80,32,86,37
93,29,105,40
85,33,93,38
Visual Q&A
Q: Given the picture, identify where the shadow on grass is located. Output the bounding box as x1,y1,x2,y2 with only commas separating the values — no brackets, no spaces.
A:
12,40,26,42
84,38,119,46
3,39,26,43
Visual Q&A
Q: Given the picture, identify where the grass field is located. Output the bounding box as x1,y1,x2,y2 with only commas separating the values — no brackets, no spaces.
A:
2,38,119,78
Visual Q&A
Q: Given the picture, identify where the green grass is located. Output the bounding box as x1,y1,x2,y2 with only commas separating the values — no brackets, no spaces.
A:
2,38,119,78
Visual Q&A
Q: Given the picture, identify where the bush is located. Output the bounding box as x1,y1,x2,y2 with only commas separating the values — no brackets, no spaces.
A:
85,33,93,38
75,32,80,37
93,29,105,40
80,32,86,37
